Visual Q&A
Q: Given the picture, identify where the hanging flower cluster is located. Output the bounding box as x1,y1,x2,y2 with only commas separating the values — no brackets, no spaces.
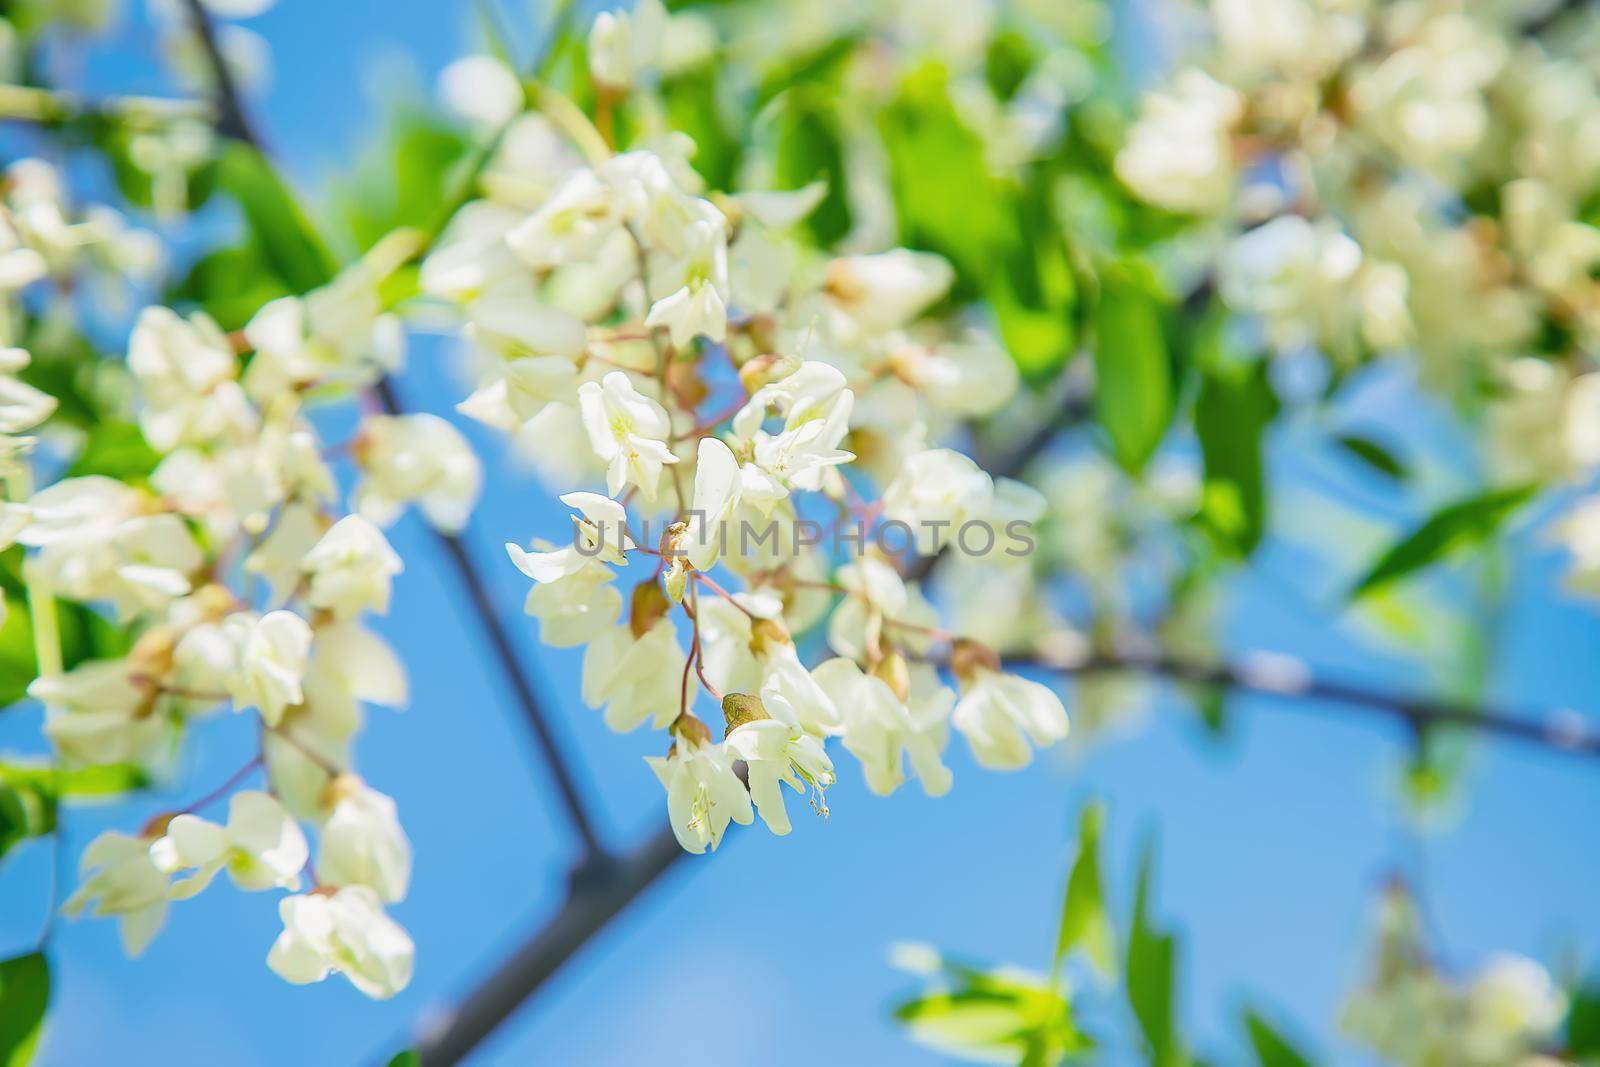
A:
394,1,1071,858
1117,0,1600,594
1341,885,1569,1067
12,228,487,993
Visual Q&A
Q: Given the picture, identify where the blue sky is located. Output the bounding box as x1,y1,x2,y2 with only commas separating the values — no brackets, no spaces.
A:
2,2,1598,1065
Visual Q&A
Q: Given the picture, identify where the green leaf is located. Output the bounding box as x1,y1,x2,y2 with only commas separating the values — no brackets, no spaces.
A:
170,243,293,333
1194,356,1277,557
1054,801,1115,981
892,962,1088,1066
333,111,477,251
1,761,148,800
878,63,1012,300
1093,261,1173,474
1126,837,1181,1067
1349,485,1537,599
1335,433,1406,482
0,953,48,1066
65,421,161,482
0,594,36,709
217,142,336,294
768,89,851,247
1566,980,1600,1056
385,1053,421,1067
662,66,741,192
1244,1009,1314,1067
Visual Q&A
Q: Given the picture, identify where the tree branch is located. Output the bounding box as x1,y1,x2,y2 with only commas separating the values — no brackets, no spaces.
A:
1008,645,1600,760
371,379,607,858
177,0,607,858
0,84,212,130
177,0,259,144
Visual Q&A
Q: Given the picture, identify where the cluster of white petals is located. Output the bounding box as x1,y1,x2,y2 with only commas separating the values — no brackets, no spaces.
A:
12,223,446,994
410,5,1077,862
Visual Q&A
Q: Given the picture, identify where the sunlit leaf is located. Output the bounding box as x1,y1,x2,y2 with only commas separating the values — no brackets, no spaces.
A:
1194,355,1277,557
1093,261,1172,474
217,142,336,294
0,952,48,1066
1244,1008,1315,1067
1334,433,1406,482
1054,801,1115,981
66,421,161,483
1126,836,1181,1067
1349,485,1536,599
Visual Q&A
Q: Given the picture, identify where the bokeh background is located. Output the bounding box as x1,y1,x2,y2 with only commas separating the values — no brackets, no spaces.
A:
0,2,1596,1064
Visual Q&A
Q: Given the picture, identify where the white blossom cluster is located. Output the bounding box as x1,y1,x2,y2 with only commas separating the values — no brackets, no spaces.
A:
0,157,162,322
419,7,1073,858
1116,0,1600,602
1342,886,1570,1067
8,217,482,994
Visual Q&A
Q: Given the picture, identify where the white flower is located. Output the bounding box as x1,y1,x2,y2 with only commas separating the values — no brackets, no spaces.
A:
1115,69,1241,215
824,250,953,333
242,269,402,399
1488,361,1600,484
301,515,403,619
62,830,170,956
1555,495,1600,597
0,347,55,434
645,273,728,348
437,54,524,127
317,776,411,904
732,362,854,493
645,734,752,853
758,643,842,736
265,624,407,819
244,503,323,605
31,660,165,768
458,354,581,431
1464,955,1567,1060
827,556,939,662
149,790,307,898
588,0,667,91
813,657,952,797
723,717,834,836
505,490,632,584
900,331,1019,418
581,618,687,732
882,449,996,554
224,610,313,726
577,371,679,500
354,413,483,532
1220,216,1373,357
521,553,622,647
686,436,742,571
127,306,238,449
266,885,414,999
1347,14,1505,184
951,668,1069,769
507,168,625,270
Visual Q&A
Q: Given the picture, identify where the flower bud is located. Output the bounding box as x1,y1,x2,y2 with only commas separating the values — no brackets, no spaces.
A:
738,352,800,395
664,557,690,603
630,580,672,638
671,712,713,746
127,625,178,681
872,651,912,703
666,359,708,410
949,638,1001,685
320,771,366,812
140,812,177,839
749,616,792,657
192,583,239,620
722,692,769,732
